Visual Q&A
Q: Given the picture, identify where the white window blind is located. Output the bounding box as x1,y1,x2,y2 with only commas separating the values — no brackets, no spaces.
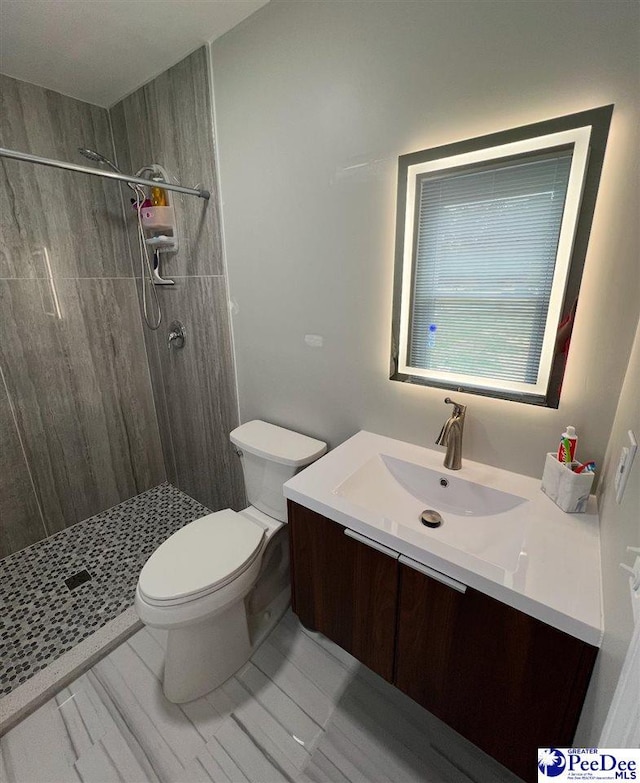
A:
408,150,573,386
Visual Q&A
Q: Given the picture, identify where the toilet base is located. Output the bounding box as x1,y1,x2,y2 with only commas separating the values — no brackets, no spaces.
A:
163,600,251,703
247,584,290,651
137,519,293,704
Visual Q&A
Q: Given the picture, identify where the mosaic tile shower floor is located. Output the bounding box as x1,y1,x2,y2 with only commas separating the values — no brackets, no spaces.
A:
0,484,210,697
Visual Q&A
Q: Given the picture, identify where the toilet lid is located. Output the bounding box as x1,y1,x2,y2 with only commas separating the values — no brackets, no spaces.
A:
138,510,265,604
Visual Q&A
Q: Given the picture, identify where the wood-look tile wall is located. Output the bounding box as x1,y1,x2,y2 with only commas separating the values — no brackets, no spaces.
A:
0,47,243,557
0,74,165,558
110,48,245,513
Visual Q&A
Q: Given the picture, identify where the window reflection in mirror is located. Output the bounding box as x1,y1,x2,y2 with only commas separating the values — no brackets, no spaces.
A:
390,106,613,407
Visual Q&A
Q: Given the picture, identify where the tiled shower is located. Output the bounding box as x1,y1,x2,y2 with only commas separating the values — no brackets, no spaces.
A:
0,48,245,706
0,485,209,696
0,47,243,562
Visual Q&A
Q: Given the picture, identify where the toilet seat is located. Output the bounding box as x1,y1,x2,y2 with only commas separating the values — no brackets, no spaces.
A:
138,510,265,607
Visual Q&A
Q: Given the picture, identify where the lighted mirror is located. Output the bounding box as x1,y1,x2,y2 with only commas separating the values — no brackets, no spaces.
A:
390,106,612,407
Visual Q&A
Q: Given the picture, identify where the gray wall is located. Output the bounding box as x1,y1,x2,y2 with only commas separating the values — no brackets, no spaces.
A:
210,0,640,742
110,48,244,513
0,75,165,558
210,0,640,481
576,315,640,743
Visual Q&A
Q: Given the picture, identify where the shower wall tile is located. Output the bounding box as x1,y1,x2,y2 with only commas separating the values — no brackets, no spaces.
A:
107,103,133,178
111,47,244,513
0,379,45,558
143,277,244,511
132,285,179,490
110,47,223,278
0,74,165,557
0,277,165,534
0,74,131,280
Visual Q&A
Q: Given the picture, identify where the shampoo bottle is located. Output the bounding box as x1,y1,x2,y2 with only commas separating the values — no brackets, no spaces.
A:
557,425,577,463
151,177,168,207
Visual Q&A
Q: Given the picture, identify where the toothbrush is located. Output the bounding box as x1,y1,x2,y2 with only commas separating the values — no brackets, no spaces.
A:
574,461,596,474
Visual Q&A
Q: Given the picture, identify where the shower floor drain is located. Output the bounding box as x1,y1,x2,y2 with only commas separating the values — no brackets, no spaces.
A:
64,570,92,591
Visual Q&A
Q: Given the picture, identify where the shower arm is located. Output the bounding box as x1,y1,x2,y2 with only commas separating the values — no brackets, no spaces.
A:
0,146,210,200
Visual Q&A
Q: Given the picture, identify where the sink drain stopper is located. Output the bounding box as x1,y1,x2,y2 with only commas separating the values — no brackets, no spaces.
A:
421,510,443,528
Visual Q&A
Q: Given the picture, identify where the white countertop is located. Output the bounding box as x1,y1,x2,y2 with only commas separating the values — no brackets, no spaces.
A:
284,430,603,647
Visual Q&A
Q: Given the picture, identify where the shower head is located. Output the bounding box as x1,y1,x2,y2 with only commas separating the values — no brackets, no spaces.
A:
78,147,142,196
78,147,122,174
78,147,105,163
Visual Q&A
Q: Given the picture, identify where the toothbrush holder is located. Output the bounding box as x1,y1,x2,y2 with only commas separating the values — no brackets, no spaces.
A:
541,453,595,513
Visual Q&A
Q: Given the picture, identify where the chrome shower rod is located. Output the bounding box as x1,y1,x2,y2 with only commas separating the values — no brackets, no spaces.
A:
0,146,210,200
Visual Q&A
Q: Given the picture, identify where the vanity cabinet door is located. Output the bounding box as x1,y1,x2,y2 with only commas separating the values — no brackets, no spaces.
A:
394,560,597,783
288,501,398,682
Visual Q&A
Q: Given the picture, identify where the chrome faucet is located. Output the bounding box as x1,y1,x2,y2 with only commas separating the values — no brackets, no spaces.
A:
436,397,467,470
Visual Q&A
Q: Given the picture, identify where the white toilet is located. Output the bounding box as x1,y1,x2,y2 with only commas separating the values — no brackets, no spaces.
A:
135,420,326,703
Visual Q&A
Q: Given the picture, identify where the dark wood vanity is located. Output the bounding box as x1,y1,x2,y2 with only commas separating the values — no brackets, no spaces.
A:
288,501,598,783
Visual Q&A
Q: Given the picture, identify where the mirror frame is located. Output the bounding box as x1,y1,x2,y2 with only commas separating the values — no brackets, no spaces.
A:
389,105,613,407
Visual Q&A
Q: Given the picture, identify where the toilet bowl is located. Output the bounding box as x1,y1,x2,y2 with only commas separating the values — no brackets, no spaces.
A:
135,420,326,703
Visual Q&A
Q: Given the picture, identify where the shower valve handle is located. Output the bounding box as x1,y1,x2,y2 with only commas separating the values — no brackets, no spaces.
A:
168,321,186,350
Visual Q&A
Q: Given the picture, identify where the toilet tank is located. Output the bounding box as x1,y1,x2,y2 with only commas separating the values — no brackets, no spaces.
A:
230,420,327,522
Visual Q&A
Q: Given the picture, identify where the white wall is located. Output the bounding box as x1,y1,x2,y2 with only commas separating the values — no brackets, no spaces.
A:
576,315,640,743
210,0,639,481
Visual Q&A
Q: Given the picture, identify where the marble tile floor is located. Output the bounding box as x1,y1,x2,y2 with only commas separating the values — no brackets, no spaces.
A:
1,610,523,783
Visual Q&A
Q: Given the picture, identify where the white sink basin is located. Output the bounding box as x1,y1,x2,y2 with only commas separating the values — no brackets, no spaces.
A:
338,454,526,517
283,430,603,646
332,452,529,574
